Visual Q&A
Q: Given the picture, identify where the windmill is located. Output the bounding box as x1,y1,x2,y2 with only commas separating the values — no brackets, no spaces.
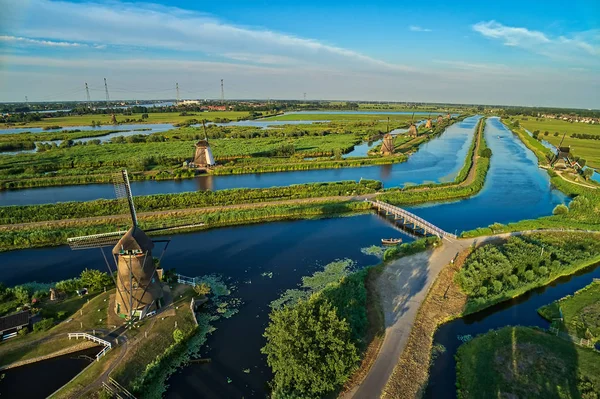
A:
437,114,444,124
67,170,174,320
425,113,433,129
191,121,216,169
407,113,419,137
551,132,572,168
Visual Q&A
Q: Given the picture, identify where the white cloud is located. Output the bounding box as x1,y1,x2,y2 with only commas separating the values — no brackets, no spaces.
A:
0,35,86,48
409,26,431,32
472,21,600,58
2,0,414,72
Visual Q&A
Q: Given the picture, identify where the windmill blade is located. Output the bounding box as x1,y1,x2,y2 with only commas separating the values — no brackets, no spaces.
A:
68,230,128,250
113,169,138,227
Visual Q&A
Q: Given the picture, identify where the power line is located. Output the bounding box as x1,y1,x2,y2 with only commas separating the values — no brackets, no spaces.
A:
176,82,180,105
85,83,91,108
104,78,110,108
220,79,224,102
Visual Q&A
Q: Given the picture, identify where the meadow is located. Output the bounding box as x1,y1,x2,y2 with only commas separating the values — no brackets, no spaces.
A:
456,326,600,399
538,280,600,343
0,111,253,128
517,117,600,168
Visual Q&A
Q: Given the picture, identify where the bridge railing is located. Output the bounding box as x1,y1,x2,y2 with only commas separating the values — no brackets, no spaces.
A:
371,200,456,239
68,332,112,361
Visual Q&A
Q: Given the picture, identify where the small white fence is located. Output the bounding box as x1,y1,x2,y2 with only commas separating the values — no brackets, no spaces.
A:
176,274,199,286
68,332,112,361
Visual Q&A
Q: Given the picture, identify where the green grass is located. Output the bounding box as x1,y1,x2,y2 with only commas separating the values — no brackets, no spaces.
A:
1,112,253,128
456,326,600,399
538,281,600,343
517,117,600,168
265,113,422,122
111,286,197,389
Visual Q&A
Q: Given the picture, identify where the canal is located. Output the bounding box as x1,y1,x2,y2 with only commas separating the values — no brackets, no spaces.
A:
0,116,478,205
0,117,569,396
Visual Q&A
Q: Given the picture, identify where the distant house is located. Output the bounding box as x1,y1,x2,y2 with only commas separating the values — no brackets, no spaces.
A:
0,311,30,340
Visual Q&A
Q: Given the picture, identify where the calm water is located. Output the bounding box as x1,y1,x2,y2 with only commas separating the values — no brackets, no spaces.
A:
0,346,101,398
0,116,571,397
0,123,175,135
424,262,600,399
0,116,479,205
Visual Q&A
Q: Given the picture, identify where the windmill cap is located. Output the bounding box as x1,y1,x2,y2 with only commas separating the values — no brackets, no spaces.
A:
112,226,154,254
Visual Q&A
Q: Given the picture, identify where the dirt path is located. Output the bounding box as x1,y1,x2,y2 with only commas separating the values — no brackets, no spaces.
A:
345,238,474,399
346,229,600,399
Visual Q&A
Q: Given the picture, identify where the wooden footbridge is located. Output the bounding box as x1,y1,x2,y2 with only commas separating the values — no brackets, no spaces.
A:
369,200,457,240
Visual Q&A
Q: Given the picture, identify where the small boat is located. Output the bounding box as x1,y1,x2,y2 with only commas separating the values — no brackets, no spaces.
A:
381,238,402,245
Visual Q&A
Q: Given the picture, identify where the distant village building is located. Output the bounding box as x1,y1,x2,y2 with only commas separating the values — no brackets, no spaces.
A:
180,100,201,106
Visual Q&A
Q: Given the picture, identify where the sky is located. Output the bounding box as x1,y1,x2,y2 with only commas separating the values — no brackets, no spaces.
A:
0,0,599,108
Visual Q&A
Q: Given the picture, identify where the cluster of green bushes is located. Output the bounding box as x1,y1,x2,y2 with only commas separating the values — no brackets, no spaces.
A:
0,180,382,224
456,233,600,313
262,267,368,397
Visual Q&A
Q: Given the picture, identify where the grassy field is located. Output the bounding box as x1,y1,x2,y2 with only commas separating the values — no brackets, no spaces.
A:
1,111,252,128
456,326,600,399
538,281,600,343
265,113,427,122
517,117,600,168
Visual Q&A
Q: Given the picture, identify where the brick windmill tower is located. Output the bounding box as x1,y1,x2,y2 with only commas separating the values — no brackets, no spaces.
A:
67,170,174,319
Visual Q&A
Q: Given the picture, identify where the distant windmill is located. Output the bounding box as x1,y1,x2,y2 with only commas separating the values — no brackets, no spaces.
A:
407,113,419,137
67,170,177,320
190,121,216,169
425,113,433,129
437,114,444,124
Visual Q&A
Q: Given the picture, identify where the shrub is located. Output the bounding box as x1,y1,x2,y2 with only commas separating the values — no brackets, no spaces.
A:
262,296,359,397
33,318,54,332
553,204,569,215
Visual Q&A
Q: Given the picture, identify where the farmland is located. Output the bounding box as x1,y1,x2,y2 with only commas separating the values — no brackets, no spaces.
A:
516,117,600,168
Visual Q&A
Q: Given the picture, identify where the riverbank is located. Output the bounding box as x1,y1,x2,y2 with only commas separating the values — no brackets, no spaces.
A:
380,231,600,398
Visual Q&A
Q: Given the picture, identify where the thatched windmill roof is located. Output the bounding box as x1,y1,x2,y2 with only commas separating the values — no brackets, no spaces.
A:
408,124,418,137
112,226,154,255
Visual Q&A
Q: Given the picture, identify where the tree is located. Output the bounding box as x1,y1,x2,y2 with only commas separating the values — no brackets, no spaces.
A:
480,148,493,158
13,286,30,304
262,296,359,397
194,282,211,297
583,168,594,179
553,204,569,215
173,328,185,343
80,269,112,292
141,113,149,120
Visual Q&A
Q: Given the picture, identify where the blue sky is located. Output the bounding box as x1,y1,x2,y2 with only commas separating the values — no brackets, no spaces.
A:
0,0,598,107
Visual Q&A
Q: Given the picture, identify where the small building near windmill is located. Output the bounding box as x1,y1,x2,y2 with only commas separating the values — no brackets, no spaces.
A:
0,311,30,340
380,134,395,155
192,140,216,169
113,227,163,318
